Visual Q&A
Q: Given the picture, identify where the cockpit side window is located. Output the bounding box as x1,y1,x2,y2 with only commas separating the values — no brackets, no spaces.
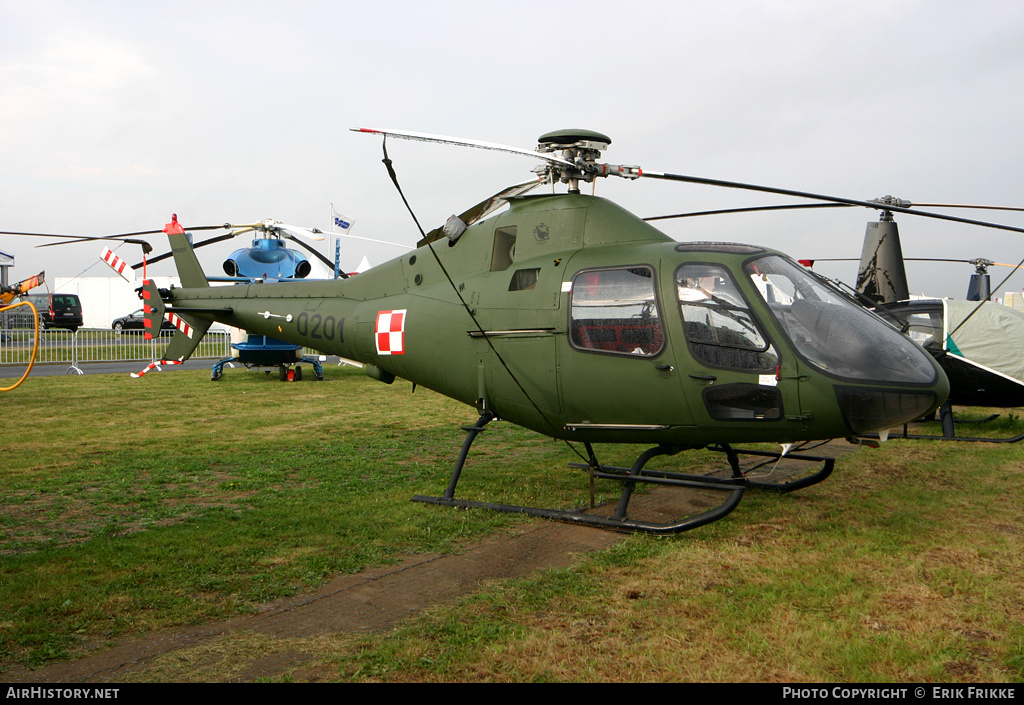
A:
745,255,937,384
676,263,778,372
903,310,943,351
569,266,664,357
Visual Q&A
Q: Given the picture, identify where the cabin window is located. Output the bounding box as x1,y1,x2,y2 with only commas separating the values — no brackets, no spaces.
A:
703,383,783,421
570,266,664,356
676,263,778,372
509,268,539,291
491,227,517,271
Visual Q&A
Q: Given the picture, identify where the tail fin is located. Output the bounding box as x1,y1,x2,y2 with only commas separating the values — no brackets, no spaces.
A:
163,214,209,288
161,313,213,362
140,278,212,362
141,279,165,339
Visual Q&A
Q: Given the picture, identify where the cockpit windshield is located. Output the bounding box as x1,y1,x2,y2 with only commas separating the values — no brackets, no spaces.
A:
745,255,936,384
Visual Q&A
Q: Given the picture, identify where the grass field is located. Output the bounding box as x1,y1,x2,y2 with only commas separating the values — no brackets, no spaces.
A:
1,367,1022,682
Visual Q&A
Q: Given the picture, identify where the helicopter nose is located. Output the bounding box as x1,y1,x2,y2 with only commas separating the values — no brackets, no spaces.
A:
742,253,950,436
833,380,948,435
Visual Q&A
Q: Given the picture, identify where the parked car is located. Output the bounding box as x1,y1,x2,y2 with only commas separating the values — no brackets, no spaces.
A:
0,293,83,331
112,309,175,334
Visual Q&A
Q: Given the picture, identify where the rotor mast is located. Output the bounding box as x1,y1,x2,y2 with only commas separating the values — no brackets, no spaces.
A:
856,195,911,304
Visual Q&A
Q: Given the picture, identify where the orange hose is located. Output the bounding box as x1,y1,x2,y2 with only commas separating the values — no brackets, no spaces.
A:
0,301,39,391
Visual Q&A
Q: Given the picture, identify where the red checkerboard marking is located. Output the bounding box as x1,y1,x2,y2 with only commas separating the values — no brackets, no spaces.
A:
375,309,407,355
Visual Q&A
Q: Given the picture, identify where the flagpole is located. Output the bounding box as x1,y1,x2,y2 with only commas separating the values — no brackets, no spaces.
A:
330,203,338,278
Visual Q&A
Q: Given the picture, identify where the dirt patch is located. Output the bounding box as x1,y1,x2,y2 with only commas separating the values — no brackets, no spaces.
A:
6,519,624,683
6,441,855,683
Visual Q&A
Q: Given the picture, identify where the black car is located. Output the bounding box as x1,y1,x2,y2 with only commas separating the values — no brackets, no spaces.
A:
112,309,175,334
0,293,83,331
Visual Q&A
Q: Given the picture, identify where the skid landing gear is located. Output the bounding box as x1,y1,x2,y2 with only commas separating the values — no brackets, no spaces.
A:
412,414,836,535
869,401,1024,443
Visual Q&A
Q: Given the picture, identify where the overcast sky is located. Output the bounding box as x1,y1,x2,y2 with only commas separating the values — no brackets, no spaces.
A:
2,0,1023,300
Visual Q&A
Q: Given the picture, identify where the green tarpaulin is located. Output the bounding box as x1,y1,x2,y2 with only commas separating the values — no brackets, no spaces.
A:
943,299,1024,385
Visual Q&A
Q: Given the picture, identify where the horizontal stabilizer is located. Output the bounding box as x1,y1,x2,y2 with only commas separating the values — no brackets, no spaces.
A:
161,313,213,363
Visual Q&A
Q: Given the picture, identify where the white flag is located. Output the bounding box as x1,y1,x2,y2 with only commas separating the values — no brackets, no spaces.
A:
331,205,354,233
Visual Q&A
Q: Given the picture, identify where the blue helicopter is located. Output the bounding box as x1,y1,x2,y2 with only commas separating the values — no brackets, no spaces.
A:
204,219,338,381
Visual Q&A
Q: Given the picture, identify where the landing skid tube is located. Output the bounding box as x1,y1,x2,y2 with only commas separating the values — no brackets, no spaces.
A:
578,444,836,494
412,414,833,535
869,402,1024,443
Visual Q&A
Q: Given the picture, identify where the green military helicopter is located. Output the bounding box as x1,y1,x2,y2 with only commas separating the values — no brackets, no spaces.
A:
116,127,965,534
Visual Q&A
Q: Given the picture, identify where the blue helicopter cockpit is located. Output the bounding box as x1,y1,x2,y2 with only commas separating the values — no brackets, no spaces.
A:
212,237,324,381
222,238,313,280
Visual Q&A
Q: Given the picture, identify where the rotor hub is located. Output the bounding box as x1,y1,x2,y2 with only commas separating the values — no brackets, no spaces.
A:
969,257,994,274
870,195,911,222
534,129,638,192
537,129,611,153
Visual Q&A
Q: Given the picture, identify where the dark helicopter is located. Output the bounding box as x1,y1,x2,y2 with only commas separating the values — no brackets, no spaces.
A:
648,194,1024,442
106,127,979,534
801,200,1024,441
18,128,1024,532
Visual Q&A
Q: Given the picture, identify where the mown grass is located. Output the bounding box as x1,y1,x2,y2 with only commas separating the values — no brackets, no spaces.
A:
315,435,1024,683
0,366,612,670
2,368,1023,682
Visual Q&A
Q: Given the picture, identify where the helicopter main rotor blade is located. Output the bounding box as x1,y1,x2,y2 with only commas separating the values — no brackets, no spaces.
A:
352,128,576,169
4,223,232,257
134,232,240,269
458,178,543,225
911,203,1024,213
284,234,336,270
903,257,1024,269
645,203,851,221
802,257,1024,272
2,230,155,254
639,171,1024,236
418,178,544,247
275,223,325,241
646,201,1024,222
0,230,117,239
333,232,413,249
38,236,155,254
